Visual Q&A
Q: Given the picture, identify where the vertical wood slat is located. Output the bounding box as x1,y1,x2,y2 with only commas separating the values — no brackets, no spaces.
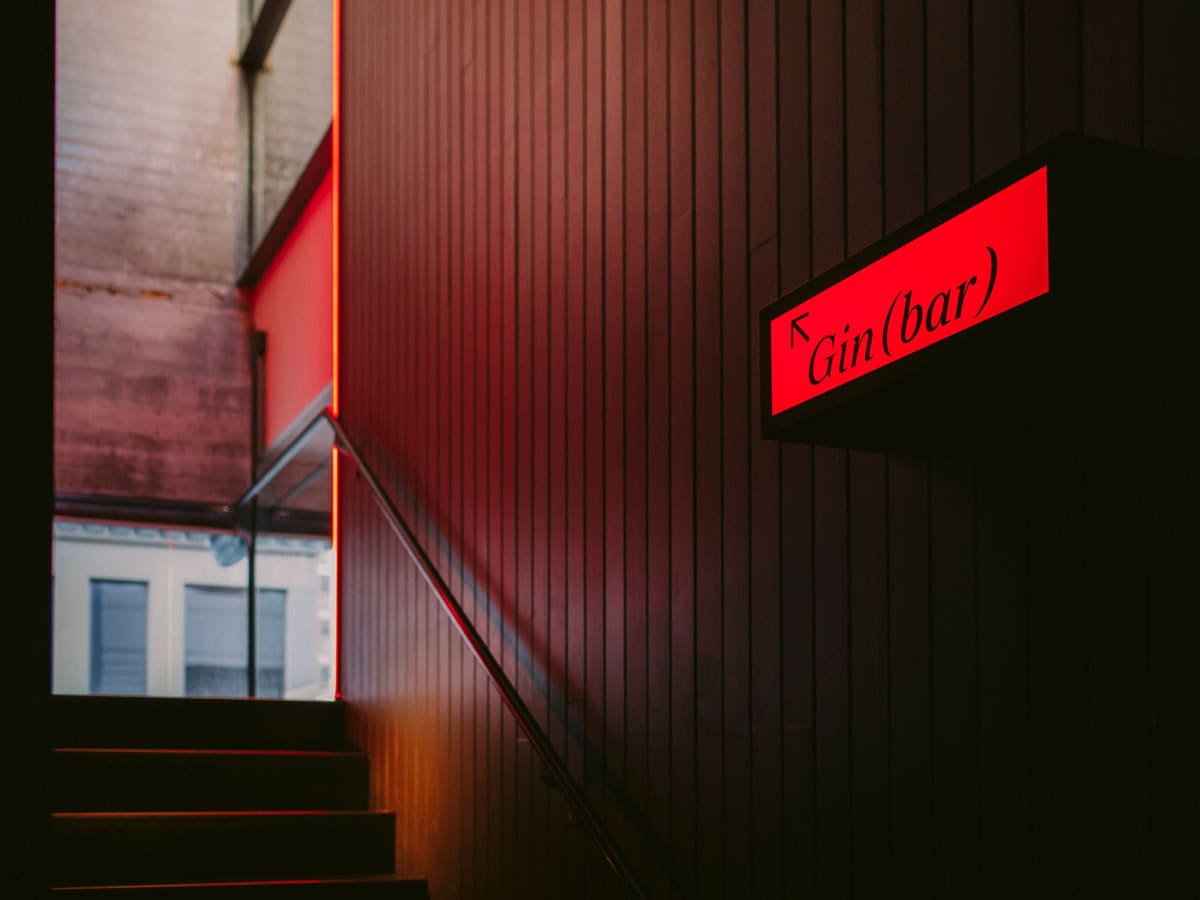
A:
971,0,1023,182
531,0,553,894
420,2,435,875
564,0,589,887
621,0,650,895
444,0,461,890
667,2,697,899
843,6,888,898
504,0,521,886
777,4,816,899
881,6,931,893
582,2,607,892
1143,0,1200,155
580,3,604,897
602,2,628,890
462,4,482,894
808,4,850,898
643,0,675,894
545,0,570,893
445,0,460,877
385,3,402,874
882,0,924,231
925,0,971,205
747,1,782,897
926,2,980,893
515,0,536,891
719,1,751,897
487,0,506,889
1022,0,1081,150
468,1,487,897
1080,0,1141,145
336,3,1198,898
691,4,722,900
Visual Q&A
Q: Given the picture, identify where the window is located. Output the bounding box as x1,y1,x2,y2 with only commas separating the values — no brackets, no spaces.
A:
256,588,287,697
90,580,148,695
184,585,286,698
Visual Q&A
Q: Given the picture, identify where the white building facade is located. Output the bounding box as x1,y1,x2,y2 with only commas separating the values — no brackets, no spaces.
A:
53,521,333,700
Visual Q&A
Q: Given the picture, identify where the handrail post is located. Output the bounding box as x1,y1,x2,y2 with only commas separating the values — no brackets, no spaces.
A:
246,329,266,699
246,501,257,699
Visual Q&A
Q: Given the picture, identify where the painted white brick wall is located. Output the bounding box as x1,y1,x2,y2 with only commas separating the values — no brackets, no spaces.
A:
55,0,242,282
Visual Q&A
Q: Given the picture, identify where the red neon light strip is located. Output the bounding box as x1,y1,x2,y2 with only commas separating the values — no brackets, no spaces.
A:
331,445,339,699
58,879,389,891
331,0,342,699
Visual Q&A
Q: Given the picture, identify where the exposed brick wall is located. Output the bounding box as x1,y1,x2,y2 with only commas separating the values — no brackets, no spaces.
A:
55,0,250,503
54,266,250,502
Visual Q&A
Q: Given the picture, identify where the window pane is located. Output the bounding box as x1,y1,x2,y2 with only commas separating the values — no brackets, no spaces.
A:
184,584,248,698
90,580,148,696
184,584,287,698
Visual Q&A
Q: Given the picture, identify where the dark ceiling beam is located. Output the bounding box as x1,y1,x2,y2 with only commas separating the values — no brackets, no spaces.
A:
238,0,293,72
55,493,235,531
55,491,330,537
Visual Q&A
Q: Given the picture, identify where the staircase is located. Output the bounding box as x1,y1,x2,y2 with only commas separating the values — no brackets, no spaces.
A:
49,695,428,897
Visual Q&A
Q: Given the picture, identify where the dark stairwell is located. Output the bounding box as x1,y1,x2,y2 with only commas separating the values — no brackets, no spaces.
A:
48,695,428,897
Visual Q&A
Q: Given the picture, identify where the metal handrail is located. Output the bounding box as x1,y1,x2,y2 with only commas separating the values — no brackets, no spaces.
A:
235,407,646,900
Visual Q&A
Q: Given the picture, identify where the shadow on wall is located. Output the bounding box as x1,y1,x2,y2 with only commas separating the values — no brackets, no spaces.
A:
344,423,694,895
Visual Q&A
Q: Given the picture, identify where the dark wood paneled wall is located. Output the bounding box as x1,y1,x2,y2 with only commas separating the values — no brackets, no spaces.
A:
338,2,1200,897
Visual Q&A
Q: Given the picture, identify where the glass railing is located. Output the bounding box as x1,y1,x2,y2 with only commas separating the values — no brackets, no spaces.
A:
243,414,336,700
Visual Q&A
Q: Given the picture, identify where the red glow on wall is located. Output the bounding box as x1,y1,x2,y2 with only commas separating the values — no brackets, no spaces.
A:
330,443,340,700
768,168,1050,418
250,173,333,448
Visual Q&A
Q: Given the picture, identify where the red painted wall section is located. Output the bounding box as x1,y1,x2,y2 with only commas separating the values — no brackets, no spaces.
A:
251,170,333,448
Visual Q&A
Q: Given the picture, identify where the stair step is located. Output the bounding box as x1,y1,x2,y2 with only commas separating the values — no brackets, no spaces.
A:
50,876,428,897
51,811,396,888
51,696,347,751
51,749,370,812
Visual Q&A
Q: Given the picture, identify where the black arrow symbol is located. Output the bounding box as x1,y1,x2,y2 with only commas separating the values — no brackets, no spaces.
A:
790,312,811,347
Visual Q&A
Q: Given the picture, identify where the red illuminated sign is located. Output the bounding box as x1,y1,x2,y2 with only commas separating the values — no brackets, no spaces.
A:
766,168,1050,422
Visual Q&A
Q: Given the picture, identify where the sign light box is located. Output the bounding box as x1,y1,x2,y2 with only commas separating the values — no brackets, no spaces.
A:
762,167,1050,435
